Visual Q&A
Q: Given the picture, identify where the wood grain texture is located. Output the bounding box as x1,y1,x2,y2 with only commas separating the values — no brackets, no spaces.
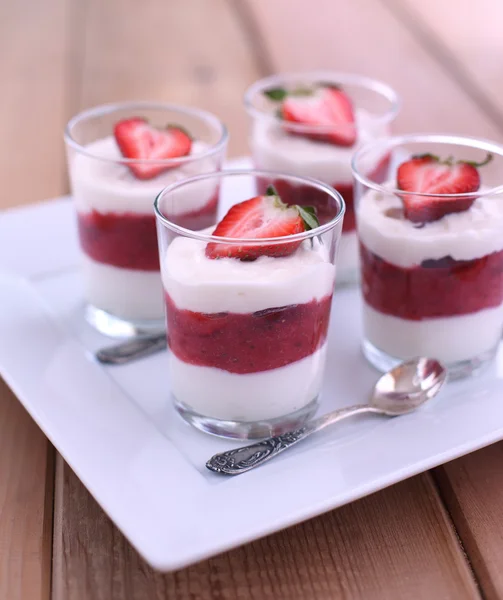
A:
435,445,503,600
52,0,488,598
388,0,503,132
244,0,502,138
0,0,70,206
53,467,480,600
0,1,65,599
0,380,54,600
74,0,263,158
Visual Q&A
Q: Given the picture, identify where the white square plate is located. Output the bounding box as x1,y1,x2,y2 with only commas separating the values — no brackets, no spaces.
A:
2,161,503,571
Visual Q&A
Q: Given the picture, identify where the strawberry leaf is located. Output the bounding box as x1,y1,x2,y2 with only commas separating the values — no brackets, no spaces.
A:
412,153,440,162
266,185,279,196
296,205,319,231
461,152,493,168
290,87,315,97
264,87,288,101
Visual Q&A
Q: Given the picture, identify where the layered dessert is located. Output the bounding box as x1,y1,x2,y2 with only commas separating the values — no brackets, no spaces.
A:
358,152,503,365
248,80,392,278
70,117,219,323
161,187,336,422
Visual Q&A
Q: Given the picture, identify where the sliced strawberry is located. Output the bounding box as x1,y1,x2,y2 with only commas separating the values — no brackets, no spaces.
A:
396,153,492,223
114,118,192,180
205,187,319,260
265,84,356,146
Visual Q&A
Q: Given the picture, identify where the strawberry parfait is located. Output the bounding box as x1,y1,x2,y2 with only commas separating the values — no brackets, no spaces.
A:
155,170,344,439
65,102,227,337
245,72,399,284
353,135,503,378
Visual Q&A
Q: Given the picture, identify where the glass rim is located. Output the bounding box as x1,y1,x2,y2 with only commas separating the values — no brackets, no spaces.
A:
243,71,401,133
154,168,345,244
351,133,503,199
64,101,228,166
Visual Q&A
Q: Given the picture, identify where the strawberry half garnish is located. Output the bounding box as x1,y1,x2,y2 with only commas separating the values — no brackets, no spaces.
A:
205,186,319,260
264,84,357,147
396,153,493,224
114,118,192,180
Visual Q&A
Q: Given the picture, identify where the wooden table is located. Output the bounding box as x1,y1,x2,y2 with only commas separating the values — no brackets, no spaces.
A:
2,0,503,598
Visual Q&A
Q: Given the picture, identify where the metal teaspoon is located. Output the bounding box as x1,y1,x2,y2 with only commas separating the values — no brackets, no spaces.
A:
95,332,167,365
206,357,447,475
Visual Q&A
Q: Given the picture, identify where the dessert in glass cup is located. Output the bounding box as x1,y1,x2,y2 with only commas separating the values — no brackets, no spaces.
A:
155,170,345,439
65,102,227,337
353,134,503,378
244,71,399,284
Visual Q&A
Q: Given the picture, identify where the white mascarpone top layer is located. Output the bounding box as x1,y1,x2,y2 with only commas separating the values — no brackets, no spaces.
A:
162,235,335,314
251,109,389,184
70,136,218,215
358,182,503,267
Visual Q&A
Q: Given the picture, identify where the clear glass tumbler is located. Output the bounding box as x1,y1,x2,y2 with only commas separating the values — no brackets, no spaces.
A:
65,102,228,337
352,134,503,379
244,71,399,285
155,169,345,439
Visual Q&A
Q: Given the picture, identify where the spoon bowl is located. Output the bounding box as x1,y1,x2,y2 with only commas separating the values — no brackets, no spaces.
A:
371,357,447,415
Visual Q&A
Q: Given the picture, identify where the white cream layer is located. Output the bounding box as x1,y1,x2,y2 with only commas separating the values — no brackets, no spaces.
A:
81,255,165,321
70,136,218,215
170,343,327,421
358,183,503,267
363,303,503,364
251,109,389,184
162,236,335,313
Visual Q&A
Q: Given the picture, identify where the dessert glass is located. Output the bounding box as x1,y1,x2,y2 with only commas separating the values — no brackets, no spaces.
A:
352,134,503,379
244,71,400,285
155,169,345,439
65,102,228,337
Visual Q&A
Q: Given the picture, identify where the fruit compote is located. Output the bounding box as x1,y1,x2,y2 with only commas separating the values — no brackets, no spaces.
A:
78,192,219,270
360,244,503,319
166,293,332,374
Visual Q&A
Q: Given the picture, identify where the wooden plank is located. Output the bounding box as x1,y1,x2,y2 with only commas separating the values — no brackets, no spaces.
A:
0,1,69,599
387,0,503,131
53,468,479,600
0,0,70,206
0,380,54,600
435,445,503,600
244,0,502,138
74,0,263,158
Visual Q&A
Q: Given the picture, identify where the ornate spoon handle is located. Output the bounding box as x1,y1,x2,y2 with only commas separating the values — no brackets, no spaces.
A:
206,404,376,475
95,333,167,365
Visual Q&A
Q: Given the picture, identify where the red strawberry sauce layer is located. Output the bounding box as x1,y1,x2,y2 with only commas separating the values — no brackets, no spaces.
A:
255,153,390,233
165,293,332,374
360,243,503,320
77,193,218,270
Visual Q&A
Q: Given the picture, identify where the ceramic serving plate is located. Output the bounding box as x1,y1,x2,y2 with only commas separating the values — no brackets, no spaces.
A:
2,160,503,571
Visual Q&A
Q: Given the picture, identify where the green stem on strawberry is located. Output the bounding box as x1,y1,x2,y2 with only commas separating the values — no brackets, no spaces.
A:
264,87,288,101
412,152,493,168
265,184,319,231
462,153,493,168
296,205,319,231
263,87,314,102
